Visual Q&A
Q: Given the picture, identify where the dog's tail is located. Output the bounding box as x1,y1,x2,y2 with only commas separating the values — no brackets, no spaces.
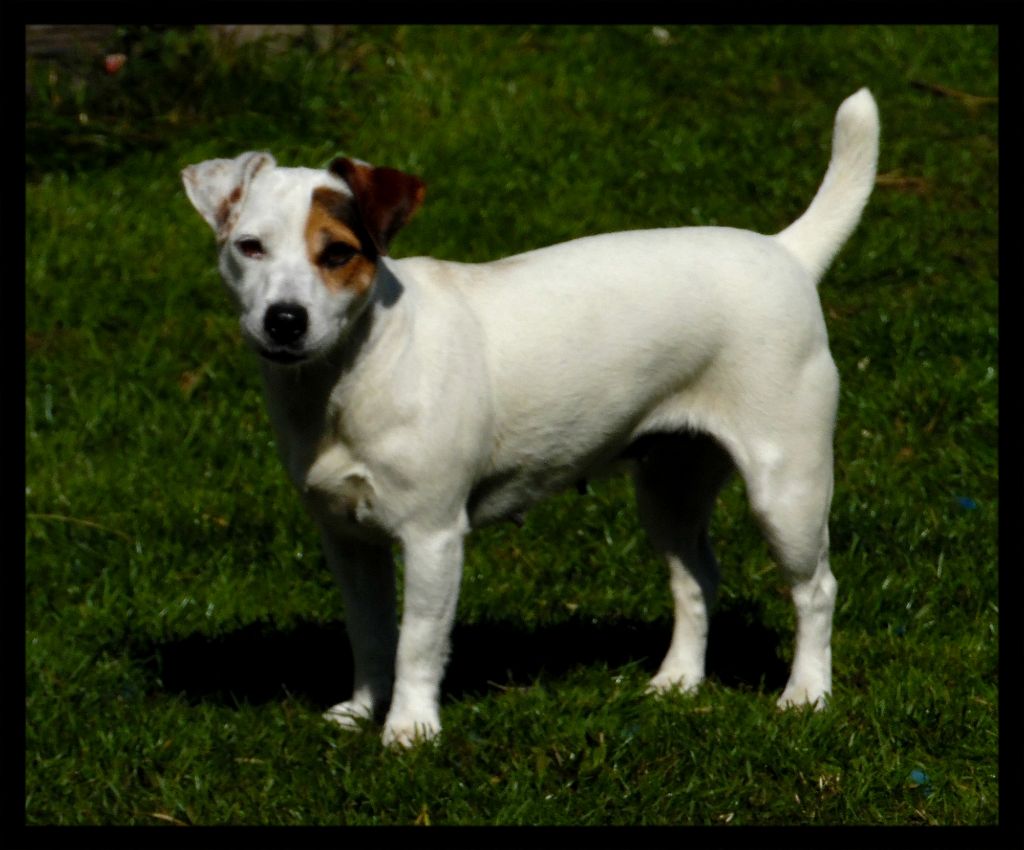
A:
775,88,879,284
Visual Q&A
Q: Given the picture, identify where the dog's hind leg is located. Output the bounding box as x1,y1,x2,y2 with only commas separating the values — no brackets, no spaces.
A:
633,432,734,695
745,448,836,709
320,532,398,729
730,359,839,709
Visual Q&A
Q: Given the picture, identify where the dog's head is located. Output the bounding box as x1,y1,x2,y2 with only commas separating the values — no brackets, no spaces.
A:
181,152,425,365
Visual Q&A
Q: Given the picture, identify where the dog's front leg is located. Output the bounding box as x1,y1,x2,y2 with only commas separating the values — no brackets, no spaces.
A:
382,523,466,747
320,530,398,730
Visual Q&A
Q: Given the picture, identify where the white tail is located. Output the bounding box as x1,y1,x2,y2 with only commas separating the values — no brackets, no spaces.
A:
775,88,879,284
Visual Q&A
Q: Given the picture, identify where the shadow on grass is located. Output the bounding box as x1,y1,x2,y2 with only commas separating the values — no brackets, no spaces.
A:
141,603,788,709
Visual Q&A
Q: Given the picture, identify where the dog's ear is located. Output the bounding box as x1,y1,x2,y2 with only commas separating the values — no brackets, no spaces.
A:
328,157,425,256
181,152,275,240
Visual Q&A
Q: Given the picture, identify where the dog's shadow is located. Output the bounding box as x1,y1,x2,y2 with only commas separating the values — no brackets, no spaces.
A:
142,604,788,709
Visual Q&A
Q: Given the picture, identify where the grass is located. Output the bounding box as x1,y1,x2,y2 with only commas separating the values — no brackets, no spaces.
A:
24,24,1000,827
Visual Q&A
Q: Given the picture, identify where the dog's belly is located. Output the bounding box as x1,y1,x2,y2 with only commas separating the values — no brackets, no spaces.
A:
466,452,630,528
465,469,542,527
466,428,728,528
466,419,694,528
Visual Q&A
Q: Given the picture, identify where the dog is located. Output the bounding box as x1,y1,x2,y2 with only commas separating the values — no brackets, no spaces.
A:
182,88,878,747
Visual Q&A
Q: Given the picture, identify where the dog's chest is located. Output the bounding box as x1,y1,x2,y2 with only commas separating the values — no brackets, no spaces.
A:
301,443,379,529
283,428,387,538
263,377,386,538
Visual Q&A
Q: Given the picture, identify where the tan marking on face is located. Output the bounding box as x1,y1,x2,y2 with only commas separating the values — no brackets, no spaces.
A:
305,188,377,294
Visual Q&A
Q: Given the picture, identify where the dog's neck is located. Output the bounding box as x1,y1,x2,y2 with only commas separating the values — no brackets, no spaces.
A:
258,260,411,450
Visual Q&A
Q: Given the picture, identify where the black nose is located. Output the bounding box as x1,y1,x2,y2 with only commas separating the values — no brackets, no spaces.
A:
263,302,308,345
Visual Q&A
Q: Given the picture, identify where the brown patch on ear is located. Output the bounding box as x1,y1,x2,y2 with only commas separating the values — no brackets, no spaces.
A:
305,188,378,295
328,158,425,256
215,186,245,236
182,152,275,242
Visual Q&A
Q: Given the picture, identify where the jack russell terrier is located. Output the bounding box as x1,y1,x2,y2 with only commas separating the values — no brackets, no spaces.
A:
182,88,879,747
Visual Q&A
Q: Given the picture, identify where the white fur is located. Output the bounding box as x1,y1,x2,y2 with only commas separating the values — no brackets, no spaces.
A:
182,89,879,747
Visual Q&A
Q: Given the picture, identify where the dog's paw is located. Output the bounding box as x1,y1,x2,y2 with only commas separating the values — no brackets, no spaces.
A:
381,719,440,748
646,670,702,696
323,699,374,730
381,714,441,748
777,683,830,711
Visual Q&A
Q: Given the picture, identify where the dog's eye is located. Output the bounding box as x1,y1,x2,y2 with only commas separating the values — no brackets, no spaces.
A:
236,238,265,259
320,242,357,269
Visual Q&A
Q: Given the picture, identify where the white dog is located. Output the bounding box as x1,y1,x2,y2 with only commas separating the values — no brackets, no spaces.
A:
182,89,878,747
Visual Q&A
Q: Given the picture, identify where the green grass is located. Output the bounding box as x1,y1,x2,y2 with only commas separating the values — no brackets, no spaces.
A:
25,24,998,826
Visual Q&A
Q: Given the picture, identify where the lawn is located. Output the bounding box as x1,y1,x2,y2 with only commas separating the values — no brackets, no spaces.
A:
24,24,1000,827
